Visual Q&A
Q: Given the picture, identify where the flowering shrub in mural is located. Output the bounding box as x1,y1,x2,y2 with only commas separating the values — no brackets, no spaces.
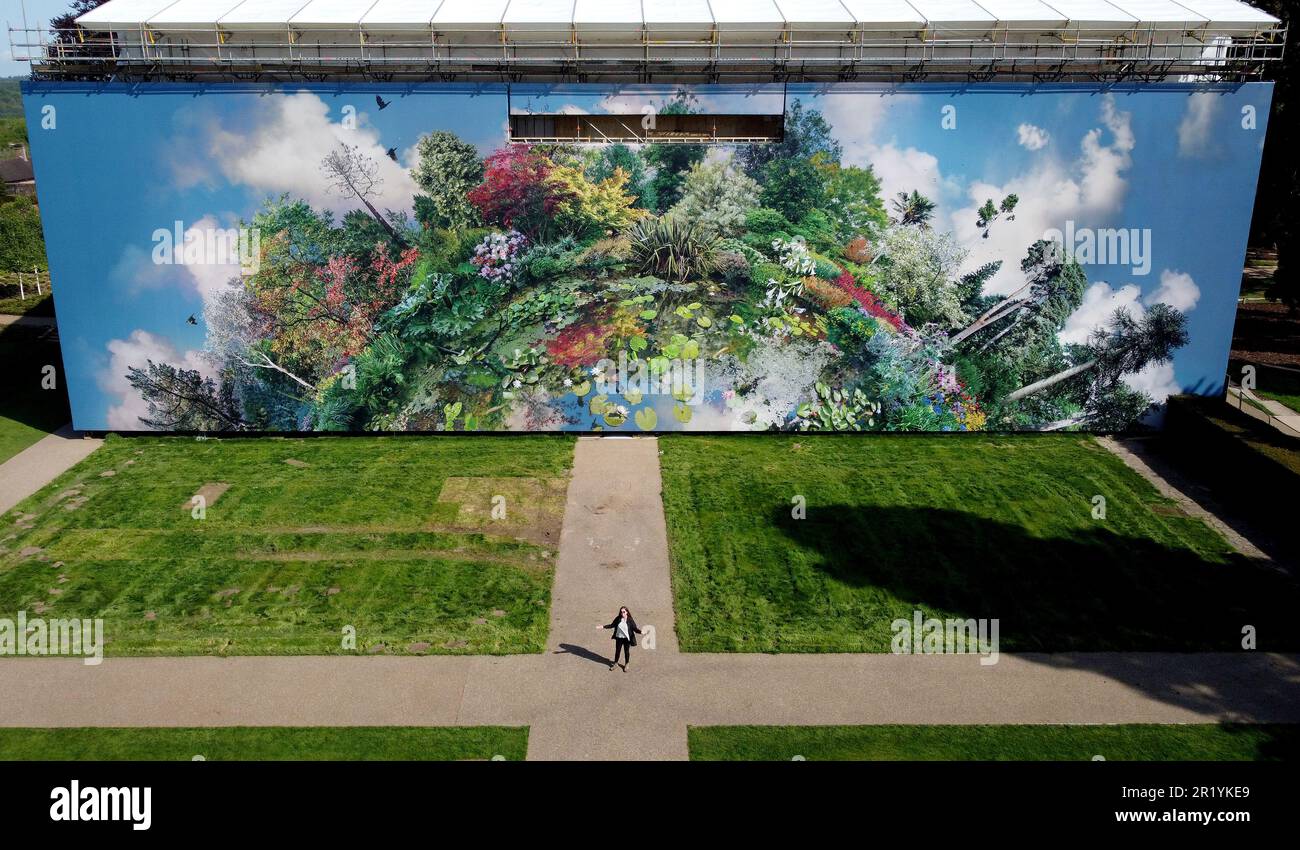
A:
119,98,1192,433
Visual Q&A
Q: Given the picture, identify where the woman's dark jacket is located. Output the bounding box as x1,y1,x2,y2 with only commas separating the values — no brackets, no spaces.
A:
604,614,642,646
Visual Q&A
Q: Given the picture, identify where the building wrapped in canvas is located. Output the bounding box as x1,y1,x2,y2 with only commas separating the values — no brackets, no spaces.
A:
11,1,1285,433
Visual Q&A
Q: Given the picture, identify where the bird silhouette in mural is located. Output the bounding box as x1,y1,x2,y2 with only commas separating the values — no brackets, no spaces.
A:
186,314,197,326
385,147,398,162
375,95,391,110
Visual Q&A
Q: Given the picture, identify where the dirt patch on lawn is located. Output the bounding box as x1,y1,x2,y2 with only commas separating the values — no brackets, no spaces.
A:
183,482,230,511
436,477,568,547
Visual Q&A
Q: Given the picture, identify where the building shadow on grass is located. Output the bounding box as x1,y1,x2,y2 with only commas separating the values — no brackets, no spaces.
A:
770,504,1300,720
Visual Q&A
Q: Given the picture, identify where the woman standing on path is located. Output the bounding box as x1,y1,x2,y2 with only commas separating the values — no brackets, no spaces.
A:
601,606,641,671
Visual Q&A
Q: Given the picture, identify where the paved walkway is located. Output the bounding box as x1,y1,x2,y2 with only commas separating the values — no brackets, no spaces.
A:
0,424,103,517
0,314,57,329
3,435,1299,759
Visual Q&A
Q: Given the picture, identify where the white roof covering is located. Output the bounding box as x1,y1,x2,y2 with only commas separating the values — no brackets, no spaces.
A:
1043,0,1137,26
1104,0,1206,24
77,0,177,28
434,0,509,25
708,0,786,25
75,0,1281,31
1178,0,1279,26
976,0,1068,26
146,0,233,27
642,0,714,25
503,0,574,26
218,1,315,28
573,0,642,25
774,0,853,25
840,0,927,26
290,0,383,26
360,0,444,28
906,0,996,27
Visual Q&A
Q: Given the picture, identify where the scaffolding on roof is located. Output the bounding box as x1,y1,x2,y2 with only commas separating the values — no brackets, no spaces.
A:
8,0,1286,83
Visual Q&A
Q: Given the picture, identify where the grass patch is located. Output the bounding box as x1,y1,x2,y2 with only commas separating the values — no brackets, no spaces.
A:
688,724,1300,761
0,321,70,463
0,292,54,318
0,727,528,761
0,434,574,655
660,434,1300,652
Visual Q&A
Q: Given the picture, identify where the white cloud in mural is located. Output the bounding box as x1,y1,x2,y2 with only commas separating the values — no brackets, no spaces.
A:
100,330,214,431
1122,361,1181,404
1059,281,1144,345
1146,269,1201,312
1061,269,1199,363
207,91,418,218
1177,92,1219,158
816,92,955,229
108,214,247,312
1017,123,1049,150
952,95,1136,295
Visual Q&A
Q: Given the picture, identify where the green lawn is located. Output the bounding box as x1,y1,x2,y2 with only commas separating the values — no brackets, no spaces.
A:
0,291,54,317
0,434,574,655
688,724,1300,761
1252,368,1300,414
0,321,71,463
0,727,528,761
660,434,1300,652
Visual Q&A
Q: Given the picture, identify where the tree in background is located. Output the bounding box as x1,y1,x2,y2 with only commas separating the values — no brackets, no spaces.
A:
1250,0,1297,311
50,0,109,43
0,195,46,272
412,131,484,230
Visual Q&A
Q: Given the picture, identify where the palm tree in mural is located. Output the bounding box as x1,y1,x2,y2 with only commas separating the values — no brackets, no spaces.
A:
890,190,937,228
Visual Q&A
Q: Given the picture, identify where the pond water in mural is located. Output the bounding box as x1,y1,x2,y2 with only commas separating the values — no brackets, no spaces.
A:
23,81,1271,432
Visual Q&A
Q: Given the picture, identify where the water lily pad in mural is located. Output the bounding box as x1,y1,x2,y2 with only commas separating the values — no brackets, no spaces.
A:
634,407,658,430
673,402,693,424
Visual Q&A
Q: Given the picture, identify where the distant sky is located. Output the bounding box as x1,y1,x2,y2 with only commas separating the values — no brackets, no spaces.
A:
3,0,75,77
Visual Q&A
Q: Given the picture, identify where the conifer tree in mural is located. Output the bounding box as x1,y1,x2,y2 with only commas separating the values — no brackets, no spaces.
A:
127,98,1191,433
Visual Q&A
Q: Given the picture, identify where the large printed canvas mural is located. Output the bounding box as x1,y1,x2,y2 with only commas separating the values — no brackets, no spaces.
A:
23,81,1271,432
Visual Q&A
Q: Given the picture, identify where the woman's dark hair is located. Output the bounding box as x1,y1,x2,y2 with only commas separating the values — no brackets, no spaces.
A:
615,606,631,620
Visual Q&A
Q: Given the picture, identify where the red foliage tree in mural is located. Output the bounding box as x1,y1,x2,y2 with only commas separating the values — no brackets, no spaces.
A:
467,146,573,238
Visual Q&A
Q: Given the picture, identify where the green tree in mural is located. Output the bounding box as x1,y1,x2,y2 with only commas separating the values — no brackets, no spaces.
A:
125,362,245,431
738,100,843,180
412,130,485,230
952,240,1085,348
587,143,654,210
759,156,829,224
1006,303,1188,403
642,97,707,213
671,161,760,239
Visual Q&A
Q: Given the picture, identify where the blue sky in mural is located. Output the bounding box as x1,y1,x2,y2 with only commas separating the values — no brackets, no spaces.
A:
23,81,1271,430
